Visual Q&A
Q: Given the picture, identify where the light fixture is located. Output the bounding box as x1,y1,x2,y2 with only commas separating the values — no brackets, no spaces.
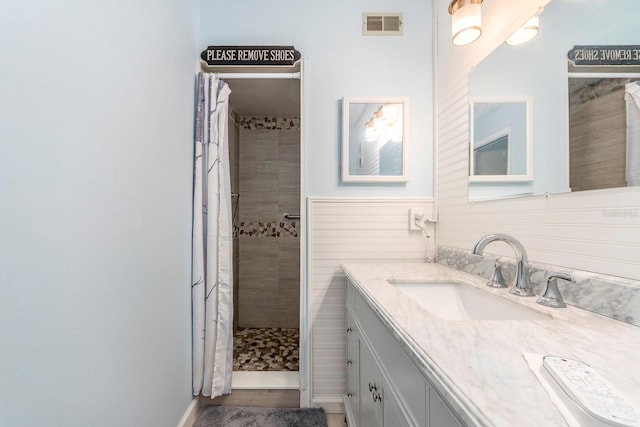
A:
448,0,483,46
505,15,540,46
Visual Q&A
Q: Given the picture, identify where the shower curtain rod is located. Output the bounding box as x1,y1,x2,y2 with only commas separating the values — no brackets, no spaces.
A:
567,72,640,78
214,72,301,80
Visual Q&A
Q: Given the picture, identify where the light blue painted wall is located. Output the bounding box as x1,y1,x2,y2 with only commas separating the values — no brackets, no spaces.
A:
199,0,434,197
0,1,197,425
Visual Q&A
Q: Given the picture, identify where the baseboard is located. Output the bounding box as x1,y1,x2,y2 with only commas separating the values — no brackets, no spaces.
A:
312,397,344,414
177,397,199,427
232,371,299,389
200,389,300,408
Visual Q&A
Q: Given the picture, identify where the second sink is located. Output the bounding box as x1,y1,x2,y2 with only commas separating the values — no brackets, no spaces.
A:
388,280,551,321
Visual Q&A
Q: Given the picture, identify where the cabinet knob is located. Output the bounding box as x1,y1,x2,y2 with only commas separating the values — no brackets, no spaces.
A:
373,391,382,403
346,327,352,333
368,382,377,392
347,359,353,365
347,392,353,398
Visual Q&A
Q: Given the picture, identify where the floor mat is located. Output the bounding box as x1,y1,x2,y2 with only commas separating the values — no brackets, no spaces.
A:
194,406,327,427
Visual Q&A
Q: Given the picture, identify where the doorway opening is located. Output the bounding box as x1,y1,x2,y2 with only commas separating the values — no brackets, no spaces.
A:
215,64,302,390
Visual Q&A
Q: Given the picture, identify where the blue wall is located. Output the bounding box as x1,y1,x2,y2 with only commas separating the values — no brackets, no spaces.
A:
0,1,434,423
199,0,434,197
0,1,198,425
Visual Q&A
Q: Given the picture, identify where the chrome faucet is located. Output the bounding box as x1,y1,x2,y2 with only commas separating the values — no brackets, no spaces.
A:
472,234,534,296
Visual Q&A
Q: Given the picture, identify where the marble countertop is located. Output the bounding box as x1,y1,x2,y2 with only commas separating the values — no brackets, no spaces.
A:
341,262,640,427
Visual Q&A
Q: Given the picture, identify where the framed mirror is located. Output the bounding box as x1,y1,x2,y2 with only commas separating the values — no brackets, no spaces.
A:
342,97,409,183
470,99,532,183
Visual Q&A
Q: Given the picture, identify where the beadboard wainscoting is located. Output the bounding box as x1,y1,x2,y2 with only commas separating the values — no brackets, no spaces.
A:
435,0,640,281
306,198,435,410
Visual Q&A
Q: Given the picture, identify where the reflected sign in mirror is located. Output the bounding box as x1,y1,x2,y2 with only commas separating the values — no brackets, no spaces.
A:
342,97,409,183
467,0,638,202
470,100,532,183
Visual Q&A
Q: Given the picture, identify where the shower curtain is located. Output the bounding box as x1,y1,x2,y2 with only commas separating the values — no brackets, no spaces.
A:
626,81,640,186
192,73,233,398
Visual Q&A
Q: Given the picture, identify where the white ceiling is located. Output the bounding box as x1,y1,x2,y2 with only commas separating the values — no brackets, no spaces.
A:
203,64,302,118
226,77,300,117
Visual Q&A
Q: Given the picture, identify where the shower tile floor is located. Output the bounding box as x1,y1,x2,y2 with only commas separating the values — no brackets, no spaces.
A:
233,327,299,371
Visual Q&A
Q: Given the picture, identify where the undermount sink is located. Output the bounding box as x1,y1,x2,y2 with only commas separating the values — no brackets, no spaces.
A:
388,280,551,321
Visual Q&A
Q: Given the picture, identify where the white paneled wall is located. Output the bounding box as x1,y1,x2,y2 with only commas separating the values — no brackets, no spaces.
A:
307,198,434,408
436,0,640,280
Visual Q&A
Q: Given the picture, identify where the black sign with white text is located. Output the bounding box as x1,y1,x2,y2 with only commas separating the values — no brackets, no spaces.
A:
201,46,301,66
568,45,640,66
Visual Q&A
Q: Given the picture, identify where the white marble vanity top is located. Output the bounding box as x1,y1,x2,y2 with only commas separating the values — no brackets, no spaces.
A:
341,262,640,427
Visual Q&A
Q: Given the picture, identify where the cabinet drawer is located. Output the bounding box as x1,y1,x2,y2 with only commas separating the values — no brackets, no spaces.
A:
352,282,427,427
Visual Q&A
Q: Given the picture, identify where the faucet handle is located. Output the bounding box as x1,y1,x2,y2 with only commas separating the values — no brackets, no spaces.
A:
487,262,507,288
548,273,574,283
536,274,575,308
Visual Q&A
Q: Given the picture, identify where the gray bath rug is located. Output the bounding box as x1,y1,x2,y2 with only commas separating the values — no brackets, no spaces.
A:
194,405,328,427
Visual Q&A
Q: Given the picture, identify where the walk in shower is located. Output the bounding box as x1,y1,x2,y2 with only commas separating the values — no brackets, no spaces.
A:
223,69,301,381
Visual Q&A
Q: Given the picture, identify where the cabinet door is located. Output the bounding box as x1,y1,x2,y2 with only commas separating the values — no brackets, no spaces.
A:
382,377,413,427
346,310,359,425
358,338,383,427
429,388,463,427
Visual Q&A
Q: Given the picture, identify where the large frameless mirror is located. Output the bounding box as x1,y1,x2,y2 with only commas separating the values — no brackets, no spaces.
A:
342,97,409,183
467,0,638,202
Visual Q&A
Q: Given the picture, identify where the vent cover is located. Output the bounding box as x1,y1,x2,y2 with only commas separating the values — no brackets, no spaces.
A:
363,13,403,36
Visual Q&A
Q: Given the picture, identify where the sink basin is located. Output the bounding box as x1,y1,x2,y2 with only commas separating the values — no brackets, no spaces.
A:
388,280,551,321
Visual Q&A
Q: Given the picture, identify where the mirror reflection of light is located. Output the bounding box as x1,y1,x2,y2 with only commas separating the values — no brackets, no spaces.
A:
365,120,377,142
364,104,403,142
505,15,540,46
388,121,403,142
382,104,400,125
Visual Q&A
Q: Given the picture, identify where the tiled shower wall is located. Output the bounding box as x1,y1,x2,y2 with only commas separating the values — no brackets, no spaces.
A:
237,117,300,329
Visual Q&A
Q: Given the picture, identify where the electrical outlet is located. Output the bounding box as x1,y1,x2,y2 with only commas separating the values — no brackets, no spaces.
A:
409,208,424,231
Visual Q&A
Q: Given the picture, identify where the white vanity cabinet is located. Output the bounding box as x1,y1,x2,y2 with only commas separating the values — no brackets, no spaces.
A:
430,389,464,427
345,279,464,427
345,310,359,425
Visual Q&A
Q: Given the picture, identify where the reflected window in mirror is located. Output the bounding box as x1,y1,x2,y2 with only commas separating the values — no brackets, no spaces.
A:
469,99,532,185
474,131,509,175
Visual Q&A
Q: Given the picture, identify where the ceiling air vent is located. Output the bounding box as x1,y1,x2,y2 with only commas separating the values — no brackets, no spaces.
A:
363,13,403,36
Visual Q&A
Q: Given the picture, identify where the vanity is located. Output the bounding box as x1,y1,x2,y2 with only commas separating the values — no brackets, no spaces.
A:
341,262,640,427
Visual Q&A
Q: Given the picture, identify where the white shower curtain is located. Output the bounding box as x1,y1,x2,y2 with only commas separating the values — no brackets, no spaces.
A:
625,81,640,186
192,73,233,398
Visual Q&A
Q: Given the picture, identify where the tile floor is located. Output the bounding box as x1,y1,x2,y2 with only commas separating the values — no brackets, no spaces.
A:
326,413,348,427
231,327,346,426
233,327,299,371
